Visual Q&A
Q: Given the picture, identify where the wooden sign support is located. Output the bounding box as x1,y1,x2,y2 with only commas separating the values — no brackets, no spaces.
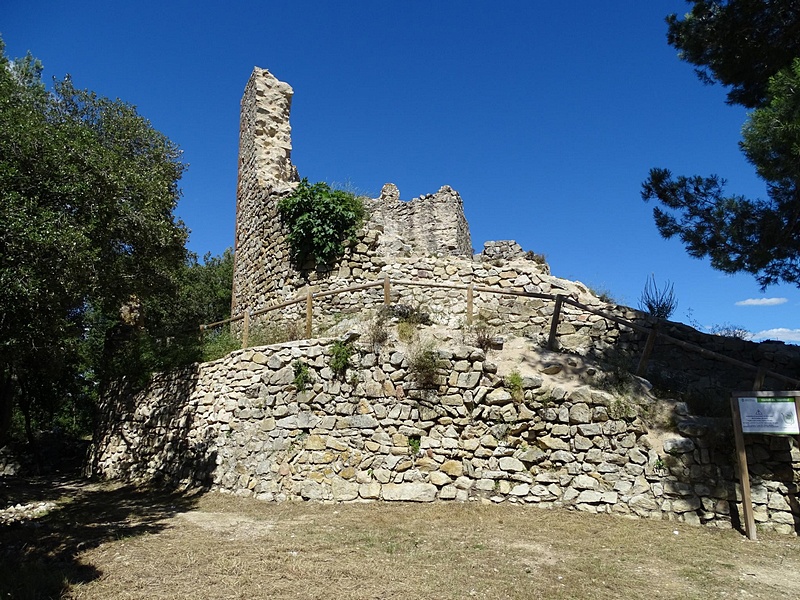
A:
730,391,800,541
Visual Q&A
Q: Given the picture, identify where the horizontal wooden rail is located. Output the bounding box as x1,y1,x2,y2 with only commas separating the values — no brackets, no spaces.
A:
200,276,800,389
565,298,650,335
200,313,245,330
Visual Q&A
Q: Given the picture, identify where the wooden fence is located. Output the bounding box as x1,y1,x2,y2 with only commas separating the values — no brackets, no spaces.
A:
200,275,800,391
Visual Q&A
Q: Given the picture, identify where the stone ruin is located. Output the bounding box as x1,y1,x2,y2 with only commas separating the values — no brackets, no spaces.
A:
231,67,472,318
88,67,800,536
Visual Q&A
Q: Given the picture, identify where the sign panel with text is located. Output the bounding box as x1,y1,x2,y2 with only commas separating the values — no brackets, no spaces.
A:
737,396,800,434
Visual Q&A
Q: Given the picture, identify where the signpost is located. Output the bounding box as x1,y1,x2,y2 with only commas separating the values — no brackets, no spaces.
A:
730,391,800,540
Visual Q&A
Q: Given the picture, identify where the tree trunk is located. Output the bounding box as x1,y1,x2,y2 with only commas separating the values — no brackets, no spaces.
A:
18,382,42,472
0,369,14,447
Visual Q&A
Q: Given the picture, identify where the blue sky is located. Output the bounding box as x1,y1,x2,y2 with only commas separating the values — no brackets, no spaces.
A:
4,1,799,342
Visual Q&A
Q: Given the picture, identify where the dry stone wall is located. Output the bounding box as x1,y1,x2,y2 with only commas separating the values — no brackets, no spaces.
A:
90,337,800,534
245,239,800,399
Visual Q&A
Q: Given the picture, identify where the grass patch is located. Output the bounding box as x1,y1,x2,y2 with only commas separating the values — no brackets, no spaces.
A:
8,481,796,600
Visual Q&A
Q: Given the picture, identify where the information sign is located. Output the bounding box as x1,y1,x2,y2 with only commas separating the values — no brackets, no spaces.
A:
737,396,800,434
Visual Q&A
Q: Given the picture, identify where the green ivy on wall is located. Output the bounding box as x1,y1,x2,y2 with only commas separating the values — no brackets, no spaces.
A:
277,179,366,269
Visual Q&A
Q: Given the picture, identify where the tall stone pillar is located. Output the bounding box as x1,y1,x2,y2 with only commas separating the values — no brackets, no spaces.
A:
231,67,299,317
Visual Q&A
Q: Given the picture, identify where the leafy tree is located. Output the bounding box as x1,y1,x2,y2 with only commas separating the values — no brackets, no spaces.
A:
643,2,800,289
0,39,195,445
666,0,800,109
278,178,366,269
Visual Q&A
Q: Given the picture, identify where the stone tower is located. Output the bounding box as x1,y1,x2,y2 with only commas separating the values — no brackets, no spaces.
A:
231,67,299,317
231,67,474,320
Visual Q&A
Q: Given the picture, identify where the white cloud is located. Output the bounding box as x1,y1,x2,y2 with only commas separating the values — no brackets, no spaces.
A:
752,328,800,343
735,297,788,307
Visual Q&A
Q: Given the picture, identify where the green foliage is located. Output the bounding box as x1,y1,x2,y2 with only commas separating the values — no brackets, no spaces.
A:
409,344,441,389
329,340,354,380
292,360,312,391
278,178,365,268
665,0,800,109
0,38,217,444
638,275,677,319
408,435,421,455
645,5,800,289
505,370,524,403
201,328,240,362
390,304,432,343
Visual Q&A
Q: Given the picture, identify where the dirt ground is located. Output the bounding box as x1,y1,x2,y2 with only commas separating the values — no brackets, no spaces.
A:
2,476,800,600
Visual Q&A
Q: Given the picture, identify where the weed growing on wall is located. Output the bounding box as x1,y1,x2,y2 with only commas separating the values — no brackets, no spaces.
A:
397,321,417,343
278,178,365,268
505,370,524,403
472,323,495,353
639,274,677,319
248,321,302,346
366,311,389,352
329,340,354,380
292,360,312,391
409,343,441,388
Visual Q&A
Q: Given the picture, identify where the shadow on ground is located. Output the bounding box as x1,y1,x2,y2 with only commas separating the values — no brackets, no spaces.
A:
0,476,202,599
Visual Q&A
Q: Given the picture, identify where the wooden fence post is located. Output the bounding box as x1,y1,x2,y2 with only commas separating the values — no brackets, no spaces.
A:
466,284,474,326
384,275,391,306
730,396,757,540
636,323,659,377
547,295,565,351
752,365,767,391
241,311,250,349
305,288,313,339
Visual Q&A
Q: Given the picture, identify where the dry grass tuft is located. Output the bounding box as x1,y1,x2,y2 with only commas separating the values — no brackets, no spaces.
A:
3,479,800,599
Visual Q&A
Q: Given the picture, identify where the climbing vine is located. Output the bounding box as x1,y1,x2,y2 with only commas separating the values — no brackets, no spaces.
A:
277,179,366,268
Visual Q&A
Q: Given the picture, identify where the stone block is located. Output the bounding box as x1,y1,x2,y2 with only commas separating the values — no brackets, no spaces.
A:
382,483,437,502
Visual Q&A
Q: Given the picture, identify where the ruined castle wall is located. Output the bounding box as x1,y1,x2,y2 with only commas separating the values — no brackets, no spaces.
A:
90,339,800,535
368,184,472,257
240,234,800,401
232,68,476,318
231,68,298,318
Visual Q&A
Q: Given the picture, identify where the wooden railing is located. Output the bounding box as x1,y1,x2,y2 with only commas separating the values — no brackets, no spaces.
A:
200,275,800,391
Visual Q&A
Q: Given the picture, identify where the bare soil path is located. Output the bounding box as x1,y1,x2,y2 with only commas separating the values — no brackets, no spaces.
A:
2,477,800,599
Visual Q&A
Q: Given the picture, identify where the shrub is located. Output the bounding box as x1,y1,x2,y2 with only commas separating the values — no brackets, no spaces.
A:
329,340,354,380
249,321,301,346
397,321,417,343
389,304,431,326
366,312,389,352
292,360,312,390
588,284,616,304
639,274,677,319
524,250,547,264
409,343,441,388
473,324,494,353
709,323,752,340
202,327,241,362
505,370,524,402
278,178,365,269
